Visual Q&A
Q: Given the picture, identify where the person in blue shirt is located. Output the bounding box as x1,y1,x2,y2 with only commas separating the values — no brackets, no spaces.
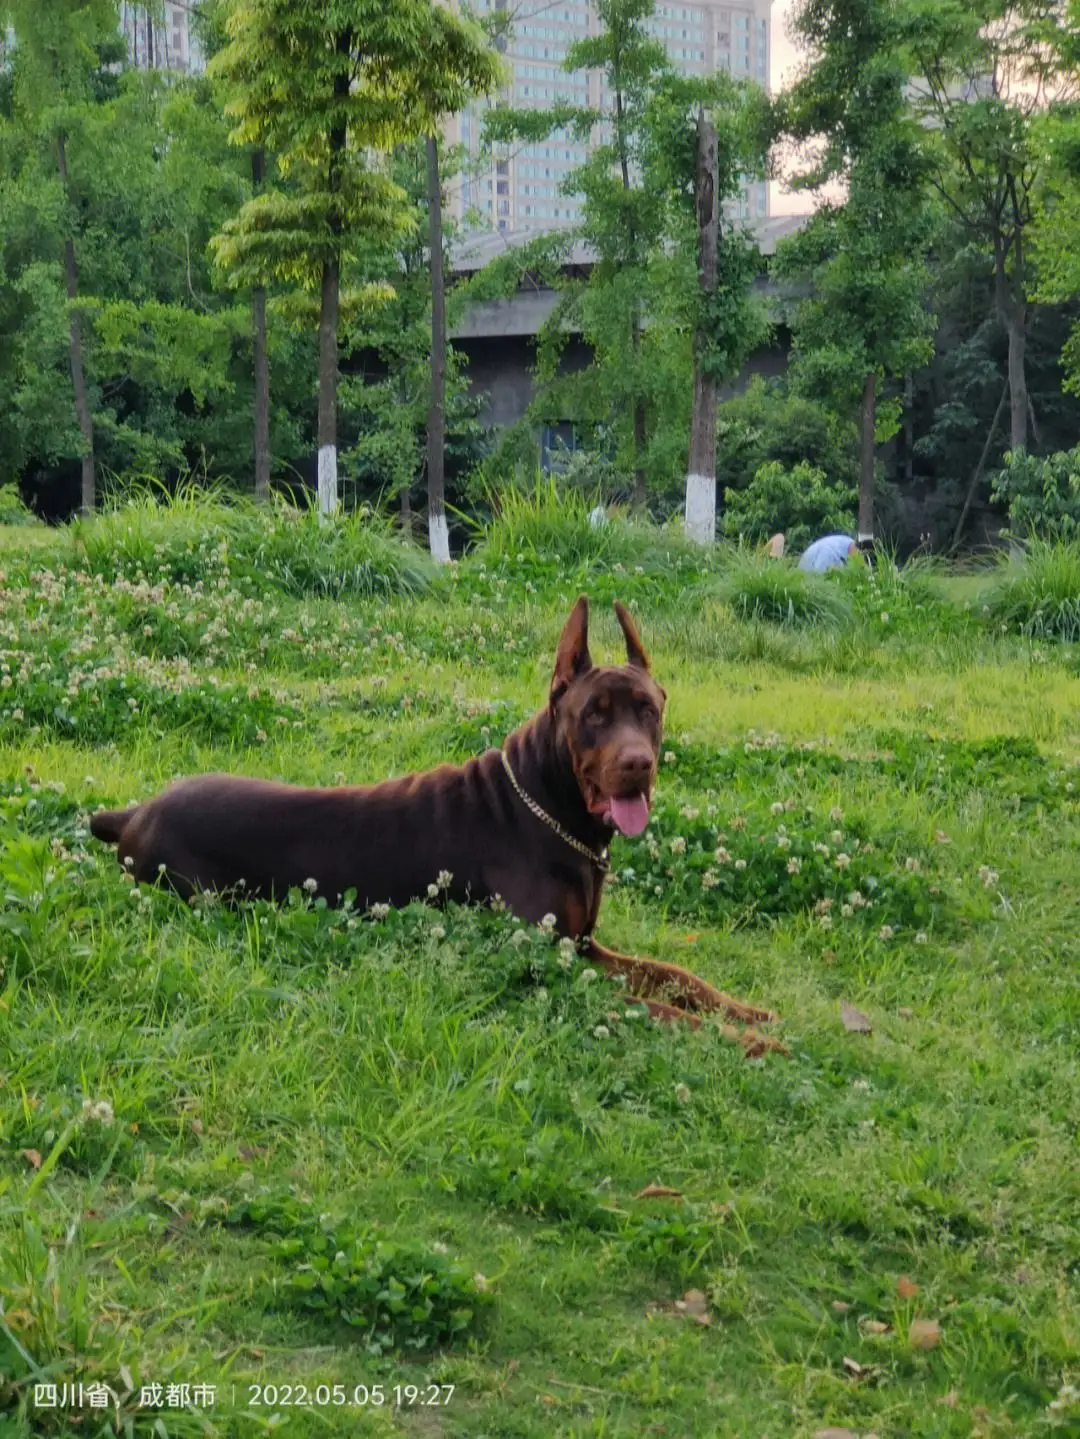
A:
799,533,858,573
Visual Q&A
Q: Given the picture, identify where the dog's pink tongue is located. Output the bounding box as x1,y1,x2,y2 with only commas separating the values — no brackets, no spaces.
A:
610,793,650,837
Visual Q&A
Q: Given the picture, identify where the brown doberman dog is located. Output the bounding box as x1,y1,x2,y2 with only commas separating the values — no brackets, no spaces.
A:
91,596,783,1055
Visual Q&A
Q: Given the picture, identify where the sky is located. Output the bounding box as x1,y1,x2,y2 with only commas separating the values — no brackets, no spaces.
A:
769,0,814,215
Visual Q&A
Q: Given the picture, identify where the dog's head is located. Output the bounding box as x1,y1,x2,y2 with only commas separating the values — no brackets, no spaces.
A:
548,595,666,837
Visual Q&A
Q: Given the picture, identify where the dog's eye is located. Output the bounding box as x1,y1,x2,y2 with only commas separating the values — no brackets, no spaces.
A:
637,698,658,721
584,699,608,723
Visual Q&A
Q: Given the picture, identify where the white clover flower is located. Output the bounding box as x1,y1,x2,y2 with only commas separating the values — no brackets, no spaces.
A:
580,967,597,983
770,801,784,816
978,865,999,888
841,904,853,917
436,869,453,890
81,1098,114,1124
835,853,851,869
303,877,318,894
777,835,792,851
702,869,719,889
427,883,439,899
915,931,928,945
430,925,446,941
819,914,833,930
670,836,686,855
369,902,390,920
878,925,895,941
674,1083,691,1104
664,751,677,764
593,1024,610,1040
830,806,844,822
905,856,921,872
715,846,731,864
787,858,801,875
539,912,558,934
734,858,747,871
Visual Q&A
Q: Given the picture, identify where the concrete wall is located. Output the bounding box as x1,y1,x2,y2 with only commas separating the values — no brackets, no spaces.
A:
452,329,792,431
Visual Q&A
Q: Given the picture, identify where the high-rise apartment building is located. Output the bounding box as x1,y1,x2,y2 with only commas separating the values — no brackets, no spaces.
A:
120,1,204,75
446,0,773,233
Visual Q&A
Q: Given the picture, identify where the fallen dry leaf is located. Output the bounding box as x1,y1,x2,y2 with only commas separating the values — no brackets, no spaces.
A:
898,1006,914,1020
20,1149,42,1170
842,1356,864,1377
841,1002,873,1034
634,1185,684,1201
672,1290,712,1326
935,830,952,844
937,1391,959,1409
909,1318,941,1350
684,933,700,944
860,1319,891,1336
831,1300,852,1314
238,1145,268,1162
897,1274,920,1299
813,1429,859,1439
190,1118,203,1135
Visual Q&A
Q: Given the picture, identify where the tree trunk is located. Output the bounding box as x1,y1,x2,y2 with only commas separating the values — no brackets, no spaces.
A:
858,369,877,543
316,257,340,517
632,383,647,510
57,131,94,515
616,81,647,509
316,29,351,518
685,107,719,546
903,371,914,485
399,483,412,532
426,133,450,564
994,232,1028,452
251,148,271,503
951,377,1007,552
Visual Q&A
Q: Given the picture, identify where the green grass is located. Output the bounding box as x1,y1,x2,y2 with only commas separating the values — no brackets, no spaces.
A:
982,536,1080,642
1,515,1079,1438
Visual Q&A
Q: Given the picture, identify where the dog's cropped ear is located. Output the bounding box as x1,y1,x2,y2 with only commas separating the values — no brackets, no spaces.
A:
551,595,592,707
613,600,650,671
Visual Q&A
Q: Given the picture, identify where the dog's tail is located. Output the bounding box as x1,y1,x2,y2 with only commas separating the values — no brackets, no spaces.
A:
90,808,137,846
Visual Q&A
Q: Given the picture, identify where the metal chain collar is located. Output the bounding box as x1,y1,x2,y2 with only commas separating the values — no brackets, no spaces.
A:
500,750,610,873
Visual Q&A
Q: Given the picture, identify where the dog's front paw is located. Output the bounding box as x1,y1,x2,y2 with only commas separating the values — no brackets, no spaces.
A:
737,1027,789,1059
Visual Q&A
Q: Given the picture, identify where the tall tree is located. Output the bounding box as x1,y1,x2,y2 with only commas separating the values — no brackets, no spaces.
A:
485,0,763,512
3,0,121,514
425,134,450,564
209,0,499,517
777,0,937,542
639,74,767,544
903,0,1071,454
486,0,671,505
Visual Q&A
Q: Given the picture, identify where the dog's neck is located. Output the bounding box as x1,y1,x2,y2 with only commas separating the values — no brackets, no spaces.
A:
503,708,610,851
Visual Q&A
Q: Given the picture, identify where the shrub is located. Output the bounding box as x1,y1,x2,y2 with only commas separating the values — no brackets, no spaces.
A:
710,553,854,629
0,482,41,526
716,375,859,498
989,447,1080,539
721,459,856,552
981,537,1080,641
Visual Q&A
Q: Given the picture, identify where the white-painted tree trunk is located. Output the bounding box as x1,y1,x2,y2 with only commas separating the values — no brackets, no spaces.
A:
317,444,338,519
428,508,451,565
684,473,715,546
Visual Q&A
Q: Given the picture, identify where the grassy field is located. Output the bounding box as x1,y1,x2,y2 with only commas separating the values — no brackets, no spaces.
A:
1,498,1079,1438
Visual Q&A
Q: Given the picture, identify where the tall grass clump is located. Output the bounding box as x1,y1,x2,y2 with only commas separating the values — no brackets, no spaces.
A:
710,553,854,629
71,480,433,598
981,536,1080,641
476,475,639,568
473,474,725,596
